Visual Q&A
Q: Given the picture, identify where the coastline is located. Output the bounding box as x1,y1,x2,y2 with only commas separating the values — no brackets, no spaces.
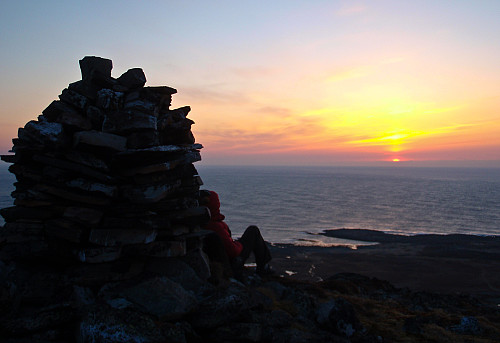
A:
269,229,500,305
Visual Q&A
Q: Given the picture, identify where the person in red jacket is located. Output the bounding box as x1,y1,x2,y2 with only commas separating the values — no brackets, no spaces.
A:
200,190,273,276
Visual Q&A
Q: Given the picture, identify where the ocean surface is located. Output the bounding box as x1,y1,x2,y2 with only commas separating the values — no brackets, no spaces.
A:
1,162,500,247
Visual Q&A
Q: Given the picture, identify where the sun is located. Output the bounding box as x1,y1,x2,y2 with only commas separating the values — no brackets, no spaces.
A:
392,158,400,162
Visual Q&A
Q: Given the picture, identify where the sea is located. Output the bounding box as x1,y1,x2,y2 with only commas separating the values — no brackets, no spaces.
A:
1,161,500,247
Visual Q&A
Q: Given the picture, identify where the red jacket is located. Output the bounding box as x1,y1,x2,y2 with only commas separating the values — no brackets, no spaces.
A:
204,191,243,259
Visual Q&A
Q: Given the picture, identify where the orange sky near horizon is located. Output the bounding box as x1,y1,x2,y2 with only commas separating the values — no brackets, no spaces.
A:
1,1,499,166
178,57,500,164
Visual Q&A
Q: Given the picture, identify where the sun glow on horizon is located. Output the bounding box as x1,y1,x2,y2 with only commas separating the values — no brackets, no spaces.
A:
1,1,500,166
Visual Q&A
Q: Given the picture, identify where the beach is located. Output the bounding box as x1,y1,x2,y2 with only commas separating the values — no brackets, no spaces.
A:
269,229,500,305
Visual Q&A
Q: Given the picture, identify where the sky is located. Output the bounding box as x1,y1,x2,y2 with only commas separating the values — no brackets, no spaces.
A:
1,1,499,166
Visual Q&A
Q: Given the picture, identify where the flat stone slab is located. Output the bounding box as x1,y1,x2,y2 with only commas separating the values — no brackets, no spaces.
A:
73,130,127,152
144,86,177,95
65,178,116,197
0,205,60,222
119,151,201,176
124,240,186,258
117,143,203,156
88,228,157,246
45,218,87,243
120,181,181,203
64,151,110,172
102,111,157,135
76,247,122,263
32,154,114,183
0,222,44,243
63,206,104,225
0,154,16,163
35,184,111,206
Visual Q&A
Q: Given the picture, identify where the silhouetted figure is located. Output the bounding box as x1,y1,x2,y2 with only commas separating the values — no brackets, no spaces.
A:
199,190,273,276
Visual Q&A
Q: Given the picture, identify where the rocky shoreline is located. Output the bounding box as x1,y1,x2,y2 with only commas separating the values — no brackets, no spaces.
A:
270,230,500,303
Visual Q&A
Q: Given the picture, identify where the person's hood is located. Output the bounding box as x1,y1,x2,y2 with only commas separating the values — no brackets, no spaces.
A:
206,191,225,221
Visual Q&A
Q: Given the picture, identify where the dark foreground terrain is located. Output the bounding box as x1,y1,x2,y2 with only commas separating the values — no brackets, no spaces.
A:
264,229,500,342
271,229,500,304
2,230,500,342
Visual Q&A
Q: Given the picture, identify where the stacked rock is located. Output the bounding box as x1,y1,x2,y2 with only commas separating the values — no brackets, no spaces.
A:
0,56,209,268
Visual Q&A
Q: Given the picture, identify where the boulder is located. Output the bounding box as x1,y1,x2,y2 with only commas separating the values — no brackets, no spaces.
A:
23,120,65,145
211,323,263,342
160,321,199,343
117,68,147,89
58,111,92,131
86,105,105,129
180,248,212,281
42,100,82,122
96,89,123,111
144,257,208,293
0,303,75,335
188,284,250,329
77,304,164,343
450,316,482,335
118,277,197,320
79,56,113,80
316,298,364,338
59,88,89,110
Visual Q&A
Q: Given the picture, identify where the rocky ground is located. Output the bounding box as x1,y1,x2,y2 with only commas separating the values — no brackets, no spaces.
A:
2,230,500,342
5,267,498,343
270,229,500,304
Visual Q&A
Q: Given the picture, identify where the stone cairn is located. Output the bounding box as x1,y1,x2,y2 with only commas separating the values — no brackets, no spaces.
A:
0,57,214,340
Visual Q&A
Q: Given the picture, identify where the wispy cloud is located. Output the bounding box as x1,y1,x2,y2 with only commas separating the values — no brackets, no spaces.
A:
335,4,367,16
181,86,250,104
255,106,293,118
197,108,343,153
324,57,404,83
421,106,462,115
231,66,278,79
326,65,374,82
